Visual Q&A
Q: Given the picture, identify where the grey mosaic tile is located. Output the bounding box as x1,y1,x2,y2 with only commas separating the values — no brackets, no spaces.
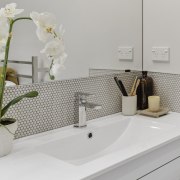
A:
149,72,180,113
4,70,180,139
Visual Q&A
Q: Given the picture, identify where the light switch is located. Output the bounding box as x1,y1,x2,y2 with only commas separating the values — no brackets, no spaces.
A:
152,47,170,62
118,47,133,61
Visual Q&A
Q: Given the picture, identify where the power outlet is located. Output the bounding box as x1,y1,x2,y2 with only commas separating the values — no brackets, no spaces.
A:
118,47,133,61
152,47,170,62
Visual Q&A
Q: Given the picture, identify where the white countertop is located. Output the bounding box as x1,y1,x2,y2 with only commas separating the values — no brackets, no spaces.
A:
1,112,180,180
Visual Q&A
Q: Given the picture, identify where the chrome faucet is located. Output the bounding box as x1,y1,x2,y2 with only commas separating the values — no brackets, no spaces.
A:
74,92,102,128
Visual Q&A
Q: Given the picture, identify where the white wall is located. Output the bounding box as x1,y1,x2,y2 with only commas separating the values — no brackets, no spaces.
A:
1,0,142,83
144,0,180,74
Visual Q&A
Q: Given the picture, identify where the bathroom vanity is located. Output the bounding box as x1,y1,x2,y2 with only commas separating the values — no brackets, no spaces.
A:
1,0,180,179
1,112,180,180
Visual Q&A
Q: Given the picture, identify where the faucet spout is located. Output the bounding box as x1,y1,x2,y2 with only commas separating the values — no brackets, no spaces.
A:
85,102,102,110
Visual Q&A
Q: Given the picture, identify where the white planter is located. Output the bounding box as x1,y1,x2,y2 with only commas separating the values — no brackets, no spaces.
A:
0,121,18,157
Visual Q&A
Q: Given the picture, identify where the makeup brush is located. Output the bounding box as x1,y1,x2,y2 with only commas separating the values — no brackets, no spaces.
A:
118,80,128,96
130,76,138,96
132,79,140,96
114,77,128,96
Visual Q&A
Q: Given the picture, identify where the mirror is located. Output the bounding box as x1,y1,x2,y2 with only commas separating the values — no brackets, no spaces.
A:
143,0,180,74
1,0,143,85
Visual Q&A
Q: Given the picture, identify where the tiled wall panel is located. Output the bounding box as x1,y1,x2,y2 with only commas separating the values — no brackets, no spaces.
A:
149,72,180,113
4,71,179,139
4,72,138,139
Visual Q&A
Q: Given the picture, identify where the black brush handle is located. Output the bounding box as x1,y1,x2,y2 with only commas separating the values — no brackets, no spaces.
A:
114,77,128,96
118,80,128,96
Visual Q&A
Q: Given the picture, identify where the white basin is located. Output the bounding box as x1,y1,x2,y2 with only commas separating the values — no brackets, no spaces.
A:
36,115,174,165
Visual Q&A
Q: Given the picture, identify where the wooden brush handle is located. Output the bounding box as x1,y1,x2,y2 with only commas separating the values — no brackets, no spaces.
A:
130,77,137,96
132,79,140,96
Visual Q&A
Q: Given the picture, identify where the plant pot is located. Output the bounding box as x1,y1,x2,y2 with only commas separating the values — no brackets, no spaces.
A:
0,121,17,157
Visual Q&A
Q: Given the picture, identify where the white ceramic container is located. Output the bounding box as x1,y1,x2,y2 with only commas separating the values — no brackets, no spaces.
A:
122,95,137,116
0,121,17,157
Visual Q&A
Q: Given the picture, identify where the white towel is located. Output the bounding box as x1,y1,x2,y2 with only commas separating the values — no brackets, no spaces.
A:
5,81,16,87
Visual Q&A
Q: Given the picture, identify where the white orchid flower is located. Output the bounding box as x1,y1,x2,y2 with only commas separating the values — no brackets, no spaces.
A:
30,12,57,42
54,53,67,69
0,3,24,18
51,62,65,75
50,52,67,77
41,38,67,79
41,38,66,59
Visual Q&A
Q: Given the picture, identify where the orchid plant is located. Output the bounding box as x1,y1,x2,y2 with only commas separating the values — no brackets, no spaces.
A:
30,12,67,79
0,3,66,127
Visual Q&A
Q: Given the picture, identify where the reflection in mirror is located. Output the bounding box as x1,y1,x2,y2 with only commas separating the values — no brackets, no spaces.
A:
1,56,48,85
143,0,180,74
1,0,142,85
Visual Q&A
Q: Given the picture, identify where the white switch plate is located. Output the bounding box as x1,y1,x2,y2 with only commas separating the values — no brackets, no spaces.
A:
118,47,133,61
152,47,170,62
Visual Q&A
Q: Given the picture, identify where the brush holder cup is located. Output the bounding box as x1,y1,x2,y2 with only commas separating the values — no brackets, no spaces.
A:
122,95,137,116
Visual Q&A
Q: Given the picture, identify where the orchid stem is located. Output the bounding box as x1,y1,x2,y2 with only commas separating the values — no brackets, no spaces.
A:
13,17,32,24
49,59,55,80
0,17,32,118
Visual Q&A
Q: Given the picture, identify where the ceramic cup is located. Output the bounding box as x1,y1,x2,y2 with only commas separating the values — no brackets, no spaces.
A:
122,95,137,116
148,96,160,112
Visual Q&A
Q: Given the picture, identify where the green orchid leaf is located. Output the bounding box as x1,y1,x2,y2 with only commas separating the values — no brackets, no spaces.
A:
1,91,38,118
0,118,16,125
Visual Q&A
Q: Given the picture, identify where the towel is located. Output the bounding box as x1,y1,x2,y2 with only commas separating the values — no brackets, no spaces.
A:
5,80,16,87
0,67,19,85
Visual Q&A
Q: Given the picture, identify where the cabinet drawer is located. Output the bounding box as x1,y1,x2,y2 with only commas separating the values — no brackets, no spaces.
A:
139,157,180,180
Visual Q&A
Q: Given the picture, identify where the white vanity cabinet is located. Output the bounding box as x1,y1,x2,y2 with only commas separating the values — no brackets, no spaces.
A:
94,155,180,180
94,139,180,180
138,157,180,180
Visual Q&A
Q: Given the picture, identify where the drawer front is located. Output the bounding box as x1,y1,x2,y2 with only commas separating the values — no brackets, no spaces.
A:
138,157,180,180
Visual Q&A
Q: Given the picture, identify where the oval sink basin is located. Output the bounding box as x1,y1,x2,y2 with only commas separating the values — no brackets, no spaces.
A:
36,115,174,165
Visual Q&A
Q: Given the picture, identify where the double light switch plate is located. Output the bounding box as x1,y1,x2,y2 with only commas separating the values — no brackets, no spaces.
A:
152,47,170,62
118,47,134,61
